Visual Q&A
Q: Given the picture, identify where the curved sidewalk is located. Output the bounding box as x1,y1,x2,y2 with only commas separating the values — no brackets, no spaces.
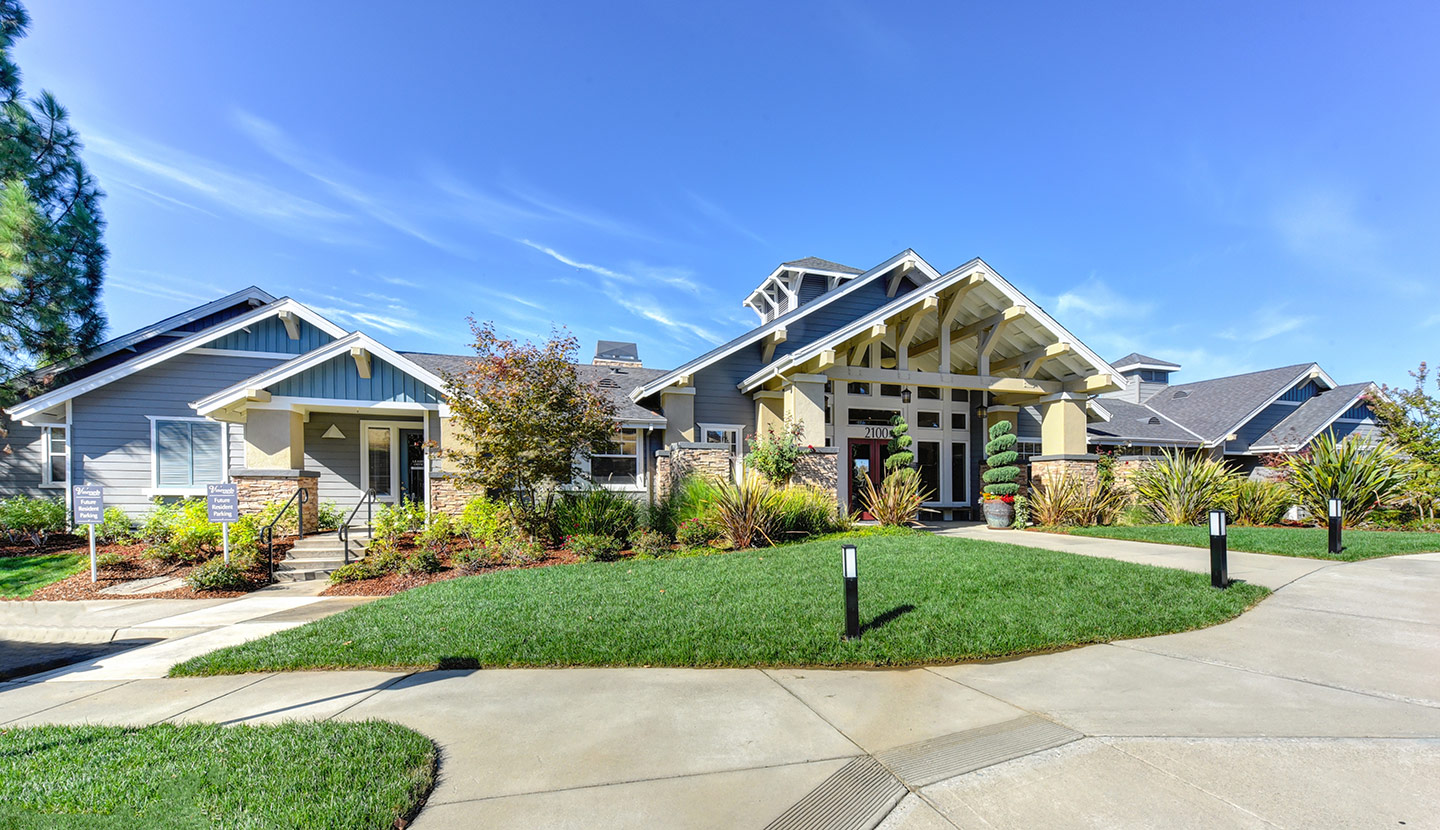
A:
2,545,1437,828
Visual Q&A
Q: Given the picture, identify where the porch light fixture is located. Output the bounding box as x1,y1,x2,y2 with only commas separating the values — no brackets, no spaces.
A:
1328,496,1343,554
1208,509,1228,589
841,544,860,640
900,389,912,404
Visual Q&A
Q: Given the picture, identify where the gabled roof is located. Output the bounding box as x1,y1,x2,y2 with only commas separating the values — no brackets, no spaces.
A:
780,257,863,275
401,352,668,423
7,298,347,421
738,256,1121,394
193,332,448,416
1143,363,1333,446
1249,382,1378,452
7,286,276,392
634,249,938,401
1111,352,1181,372
1086,397,1205,446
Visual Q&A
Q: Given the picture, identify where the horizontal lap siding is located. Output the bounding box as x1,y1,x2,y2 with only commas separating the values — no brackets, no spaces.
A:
0,423,48,497
300,413,421,509
71,352,286,516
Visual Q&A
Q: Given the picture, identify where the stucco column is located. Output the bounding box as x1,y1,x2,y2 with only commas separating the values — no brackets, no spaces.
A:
243,408,305,470
1039,393,1088,457
783,374,827,447
661,387,696,445
754,390,785,438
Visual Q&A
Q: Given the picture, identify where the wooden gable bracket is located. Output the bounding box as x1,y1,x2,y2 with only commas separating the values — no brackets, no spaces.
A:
886,261,918,298
802,348,839,374
846,323,888,367
908,303,1025,360
277,310,301,340
990,343,1073,379
244,389,272,403
762,327,788,364
895,296,938,370
975,311,1020,377
350,346,372,379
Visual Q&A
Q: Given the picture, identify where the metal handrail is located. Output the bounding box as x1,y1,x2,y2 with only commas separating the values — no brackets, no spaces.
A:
260,486,310,584
338,489,376,564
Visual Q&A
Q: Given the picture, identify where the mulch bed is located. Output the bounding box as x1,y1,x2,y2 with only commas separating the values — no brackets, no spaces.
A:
4,538,295,602
321,544,583,597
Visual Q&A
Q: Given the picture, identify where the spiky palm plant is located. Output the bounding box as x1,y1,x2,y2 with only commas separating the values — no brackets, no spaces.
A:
1131,449,1235,525
710,472,780,549
1224,478,1291,526
1283,434,1407,527
858,467,929,526
1029,474,1128,527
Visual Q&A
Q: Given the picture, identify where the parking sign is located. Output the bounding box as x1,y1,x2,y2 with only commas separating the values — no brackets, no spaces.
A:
73,485,104,525
206,483,239,523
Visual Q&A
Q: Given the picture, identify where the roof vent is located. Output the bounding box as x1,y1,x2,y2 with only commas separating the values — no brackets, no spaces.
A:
1147,416,1161,425
1173,391,1190,399
597,377,621,389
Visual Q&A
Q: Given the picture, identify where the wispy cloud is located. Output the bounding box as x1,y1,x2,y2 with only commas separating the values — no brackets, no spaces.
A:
1270,188,1379,259
505,181,659,243
519,239,633,282
687,191,766,245
1219,307,1314,342
107,269,228,305
1054,278,1154,321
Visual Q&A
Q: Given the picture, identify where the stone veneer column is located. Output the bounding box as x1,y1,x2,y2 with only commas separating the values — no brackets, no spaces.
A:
229,469,320,533
428,474,485,517
791,447,839,500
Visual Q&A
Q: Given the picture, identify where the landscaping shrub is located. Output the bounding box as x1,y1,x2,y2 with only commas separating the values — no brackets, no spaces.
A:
859,467,927,526
709,473,780,548
186,558,249,592
671,476,723,526
373,499,426,540
629,527,671,557
1224,478,1291,526
138,499,181,545
1131,449,1235,525
1011,495,1031,529
95,551,128,570
417,511,457,554
773,485,846,538
317,500,344,531
745,420,805,484
459,496,509,545
254,499,300,536
567,532,623,562
1029,474,1127,527
329,537,407,584
451,545,500,573
146,499,221,563
328,562,373,584
553,487,638,542
676,516,718,548
493,532,544,565
94,507,133,544
1283,433,1408,527
0,495,68,548
639,495,678,540
981,421,1020,500
401,548,444,575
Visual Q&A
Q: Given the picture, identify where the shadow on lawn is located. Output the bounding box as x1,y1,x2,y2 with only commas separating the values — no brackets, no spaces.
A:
862,604,915,634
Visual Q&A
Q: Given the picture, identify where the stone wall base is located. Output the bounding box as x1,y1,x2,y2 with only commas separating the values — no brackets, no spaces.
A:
430,475,485,517
230,469,319,534
654,444,733,500
1029,456,1099,492
792,449,839,500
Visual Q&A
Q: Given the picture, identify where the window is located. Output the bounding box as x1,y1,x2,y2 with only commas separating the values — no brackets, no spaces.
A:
153,418,224,490
880,384,902,398
1015,440,1043,461
41,426,67,487
917,411,940,429
917,441,940,503
950,442,968,503
700,423,742,479
366,426,393,497
950,412,967,431
918,386,941,400
848,408,898,426
951,388,968,403
590,428,640,486
847,382,871,396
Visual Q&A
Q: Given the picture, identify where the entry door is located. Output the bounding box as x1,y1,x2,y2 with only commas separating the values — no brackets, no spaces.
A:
400,429,425,505
848,438,891,516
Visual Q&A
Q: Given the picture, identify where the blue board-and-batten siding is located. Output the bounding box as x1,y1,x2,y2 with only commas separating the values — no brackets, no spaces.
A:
1279,380,1320,403
203,315,334,355
267,353,442,404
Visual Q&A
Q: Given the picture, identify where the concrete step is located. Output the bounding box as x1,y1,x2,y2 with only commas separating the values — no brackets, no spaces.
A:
273,568,335,583
278,558,347,571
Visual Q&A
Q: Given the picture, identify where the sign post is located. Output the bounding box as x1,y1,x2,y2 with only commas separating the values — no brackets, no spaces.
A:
73,485,104,582
206,483,239,564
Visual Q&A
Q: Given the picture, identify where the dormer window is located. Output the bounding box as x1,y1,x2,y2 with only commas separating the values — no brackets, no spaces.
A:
1136,369,1170,383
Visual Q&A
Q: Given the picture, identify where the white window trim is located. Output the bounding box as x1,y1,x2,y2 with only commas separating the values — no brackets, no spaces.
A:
360,420,426,504
146,416,229,496
699,422,745,479
40,425,68,489
579,426,646,492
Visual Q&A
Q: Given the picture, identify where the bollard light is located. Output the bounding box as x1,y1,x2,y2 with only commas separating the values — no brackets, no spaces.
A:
841,544,860,640
1328,497,1343,555
1208,509,1229,589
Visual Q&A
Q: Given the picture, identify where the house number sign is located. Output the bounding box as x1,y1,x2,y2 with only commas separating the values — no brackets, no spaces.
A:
863,426,894,439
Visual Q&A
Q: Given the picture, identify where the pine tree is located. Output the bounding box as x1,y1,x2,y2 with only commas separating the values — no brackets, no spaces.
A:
0,0,107,399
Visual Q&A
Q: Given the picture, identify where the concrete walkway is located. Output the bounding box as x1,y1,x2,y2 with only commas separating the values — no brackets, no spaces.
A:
2,544,1438,828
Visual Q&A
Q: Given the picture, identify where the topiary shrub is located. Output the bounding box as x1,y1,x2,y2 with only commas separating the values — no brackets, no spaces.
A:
982,421,1021,502
885,414,914,473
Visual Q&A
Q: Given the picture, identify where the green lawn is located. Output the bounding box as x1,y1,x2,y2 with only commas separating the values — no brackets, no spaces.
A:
0,553,86,598
0,721,435,829
171,531,1268,675
1047,525,1440,562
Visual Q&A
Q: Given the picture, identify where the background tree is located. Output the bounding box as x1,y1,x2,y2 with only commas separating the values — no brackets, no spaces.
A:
1371,362,1440,520
442,322,617,532
0,0,107,401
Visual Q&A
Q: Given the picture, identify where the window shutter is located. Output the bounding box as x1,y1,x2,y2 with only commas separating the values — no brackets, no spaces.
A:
191,423,224,484
157,421,193,487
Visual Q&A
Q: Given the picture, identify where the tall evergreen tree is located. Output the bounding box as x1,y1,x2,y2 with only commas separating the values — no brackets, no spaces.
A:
0,0,106,399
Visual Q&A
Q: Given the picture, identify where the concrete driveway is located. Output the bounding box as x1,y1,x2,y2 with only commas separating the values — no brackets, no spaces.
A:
2,544,1437,828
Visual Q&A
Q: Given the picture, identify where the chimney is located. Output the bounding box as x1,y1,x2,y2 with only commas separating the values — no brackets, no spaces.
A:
594,340,642,368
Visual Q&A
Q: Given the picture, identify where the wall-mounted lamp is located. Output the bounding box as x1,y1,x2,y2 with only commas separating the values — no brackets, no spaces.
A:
900,389,912,404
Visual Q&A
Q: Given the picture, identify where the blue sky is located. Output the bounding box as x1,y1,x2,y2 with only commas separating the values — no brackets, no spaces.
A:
17,1,1439,387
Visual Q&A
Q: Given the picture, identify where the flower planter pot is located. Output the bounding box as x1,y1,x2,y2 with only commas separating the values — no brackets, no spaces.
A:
982,499,1015,529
